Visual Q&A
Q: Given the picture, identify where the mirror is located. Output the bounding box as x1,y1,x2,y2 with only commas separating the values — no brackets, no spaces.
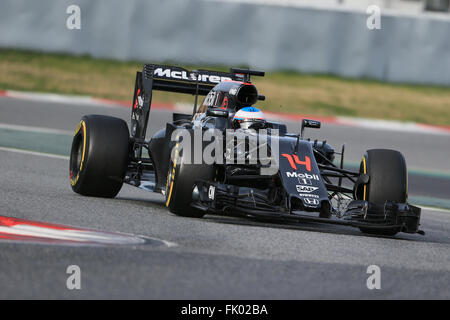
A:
300,118,321,139
302,119,321,129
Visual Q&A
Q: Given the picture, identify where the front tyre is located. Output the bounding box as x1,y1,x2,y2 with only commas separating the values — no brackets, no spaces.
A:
357,149,407,236
165,141,215,218
70,115,130,198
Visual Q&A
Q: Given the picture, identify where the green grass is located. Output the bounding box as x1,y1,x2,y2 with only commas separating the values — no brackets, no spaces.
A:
1,48,449,125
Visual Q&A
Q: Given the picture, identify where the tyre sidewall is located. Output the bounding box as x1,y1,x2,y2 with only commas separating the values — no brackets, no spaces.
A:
165,136,215,217
363,149,407,204
70,115,129,198
359,149,407,236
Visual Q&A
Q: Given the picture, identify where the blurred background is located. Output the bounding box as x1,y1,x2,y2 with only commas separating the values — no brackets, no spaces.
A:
218,0,450,12
1,0,450,300
0,0,449,125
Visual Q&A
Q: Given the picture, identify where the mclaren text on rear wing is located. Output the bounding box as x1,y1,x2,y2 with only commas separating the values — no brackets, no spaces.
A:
142,64,260,96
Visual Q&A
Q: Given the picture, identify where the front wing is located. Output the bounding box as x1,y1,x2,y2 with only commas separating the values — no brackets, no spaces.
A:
191,181,423,235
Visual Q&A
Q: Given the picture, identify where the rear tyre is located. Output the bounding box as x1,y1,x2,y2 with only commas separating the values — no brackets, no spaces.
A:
165,139,215,218
69,115,130,198
357,149,407,236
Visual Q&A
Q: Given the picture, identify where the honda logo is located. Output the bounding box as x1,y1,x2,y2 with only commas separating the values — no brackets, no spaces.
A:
303,198,319,205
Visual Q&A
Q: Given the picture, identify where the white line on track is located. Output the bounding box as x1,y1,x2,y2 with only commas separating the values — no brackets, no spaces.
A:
419,206,450,214
0,146,69,160
0,123,73,135
2,90,118,108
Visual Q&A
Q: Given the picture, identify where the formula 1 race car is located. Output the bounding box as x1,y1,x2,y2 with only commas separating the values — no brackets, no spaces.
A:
69,64,423,236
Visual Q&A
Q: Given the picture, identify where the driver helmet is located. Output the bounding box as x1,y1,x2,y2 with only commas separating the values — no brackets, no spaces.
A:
233,107,266,130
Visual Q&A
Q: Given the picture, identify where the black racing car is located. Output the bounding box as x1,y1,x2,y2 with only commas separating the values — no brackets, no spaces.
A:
69,64,423,236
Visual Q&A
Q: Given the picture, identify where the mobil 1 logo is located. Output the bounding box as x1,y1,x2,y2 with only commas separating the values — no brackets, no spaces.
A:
298,178,312,185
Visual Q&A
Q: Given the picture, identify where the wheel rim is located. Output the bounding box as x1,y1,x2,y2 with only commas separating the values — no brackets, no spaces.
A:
70,121,86,186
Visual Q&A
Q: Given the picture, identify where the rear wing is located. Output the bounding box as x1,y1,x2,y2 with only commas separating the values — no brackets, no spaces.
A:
146,64,232,95
131,64,265,141
142,64,264,95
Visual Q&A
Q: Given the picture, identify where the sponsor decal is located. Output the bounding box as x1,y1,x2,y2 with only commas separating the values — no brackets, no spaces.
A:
286,172,320,180
137,95,144,107
298,193,320,198
154,68,232,84
204,91,218,107
298,178,312,185
296,185,318,193
303,198,319,206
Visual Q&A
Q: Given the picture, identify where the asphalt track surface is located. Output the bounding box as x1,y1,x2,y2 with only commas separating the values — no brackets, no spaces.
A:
0,96,449,299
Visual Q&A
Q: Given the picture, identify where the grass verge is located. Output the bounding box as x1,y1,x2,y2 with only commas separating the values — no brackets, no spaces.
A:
1,49,449,125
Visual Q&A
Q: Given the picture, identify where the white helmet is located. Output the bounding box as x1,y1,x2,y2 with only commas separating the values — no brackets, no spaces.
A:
233,107,266,129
